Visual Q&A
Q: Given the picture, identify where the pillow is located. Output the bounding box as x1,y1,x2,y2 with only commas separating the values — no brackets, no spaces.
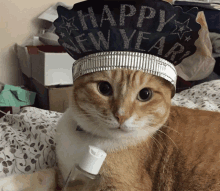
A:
171,80,220,111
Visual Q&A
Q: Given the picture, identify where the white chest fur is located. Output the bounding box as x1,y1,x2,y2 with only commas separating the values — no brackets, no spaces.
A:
56,108,94,180
56,108,118,181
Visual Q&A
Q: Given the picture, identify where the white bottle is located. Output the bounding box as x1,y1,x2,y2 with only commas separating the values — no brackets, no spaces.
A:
62,145,107,191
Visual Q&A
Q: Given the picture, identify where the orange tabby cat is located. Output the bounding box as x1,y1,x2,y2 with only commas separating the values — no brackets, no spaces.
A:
58,69,220,191
0,69,220,191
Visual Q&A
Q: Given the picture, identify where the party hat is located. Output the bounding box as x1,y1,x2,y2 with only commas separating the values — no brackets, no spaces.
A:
53,0,201,97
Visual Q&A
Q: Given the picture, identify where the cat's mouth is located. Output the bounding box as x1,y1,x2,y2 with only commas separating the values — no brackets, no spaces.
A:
109,126,121,130
110,126,134,132
76,125,84,132
76,124,134,134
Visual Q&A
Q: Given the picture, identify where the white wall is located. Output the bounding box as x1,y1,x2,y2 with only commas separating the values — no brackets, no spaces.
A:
0,0,80,86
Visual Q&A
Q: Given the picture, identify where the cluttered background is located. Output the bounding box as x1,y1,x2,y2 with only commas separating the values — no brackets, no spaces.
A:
1,0,220,115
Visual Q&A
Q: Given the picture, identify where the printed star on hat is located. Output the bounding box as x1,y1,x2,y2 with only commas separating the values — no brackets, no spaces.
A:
171,19,192,40
60,16,79,35
185,36,191,42
60,32,65,38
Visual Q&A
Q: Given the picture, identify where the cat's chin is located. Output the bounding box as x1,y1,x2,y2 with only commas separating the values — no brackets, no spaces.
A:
78,124,139,139
101,127,154,140
109,126,135,132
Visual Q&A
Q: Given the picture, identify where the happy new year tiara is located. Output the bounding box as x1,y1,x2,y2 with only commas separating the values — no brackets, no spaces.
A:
53,0,201,97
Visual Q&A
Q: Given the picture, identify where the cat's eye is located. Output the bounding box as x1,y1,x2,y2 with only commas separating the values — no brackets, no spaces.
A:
137,88,153,102
98,81,113,96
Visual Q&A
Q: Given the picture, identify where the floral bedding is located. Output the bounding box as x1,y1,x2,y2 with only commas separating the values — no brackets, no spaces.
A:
0,80,219,179
0,108,62,178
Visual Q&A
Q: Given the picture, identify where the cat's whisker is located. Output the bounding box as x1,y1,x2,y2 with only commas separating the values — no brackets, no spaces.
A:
74,118,99,128
152,135,163,150
92,127,101,136
84,107,110,116
144,139,152,153
94,115,109,121
154,131,169,150
73,113,109,124
157,129,178,150
82,108,107,119
149,135,161,152
155,131,165,142
71,111,94,116
73,114,93,118
147,125,178,149
150,122,181,135
73,113,106,121
162,124,181,135
81,107,97,112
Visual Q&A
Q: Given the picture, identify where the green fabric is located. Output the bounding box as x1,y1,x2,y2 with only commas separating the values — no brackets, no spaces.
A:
0,85,36,107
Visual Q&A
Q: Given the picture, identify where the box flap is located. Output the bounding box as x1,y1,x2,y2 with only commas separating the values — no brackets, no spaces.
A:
16,44,32,78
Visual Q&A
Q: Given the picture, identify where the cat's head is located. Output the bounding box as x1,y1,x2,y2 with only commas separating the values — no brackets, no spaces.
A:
70,69,173,140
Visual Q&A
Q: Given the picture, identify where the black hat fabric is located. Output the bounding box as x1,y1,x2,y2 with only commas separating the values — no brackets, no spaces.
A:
53,0,201,97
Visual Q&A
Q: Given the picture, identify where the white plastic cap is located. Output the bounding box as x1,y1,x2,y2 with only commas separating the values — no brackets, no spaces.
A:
79,145,107,175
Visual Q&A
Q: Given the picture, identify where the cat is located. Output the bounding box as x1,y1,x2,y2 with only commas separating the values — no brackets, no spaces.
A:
0,69,220,191
56,69,220,191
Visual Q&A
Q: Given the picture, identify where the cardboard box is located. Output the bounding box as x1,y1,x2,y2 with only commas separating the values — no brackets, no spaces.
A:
22,74,72,113
16,44,33,78
17,45,74,86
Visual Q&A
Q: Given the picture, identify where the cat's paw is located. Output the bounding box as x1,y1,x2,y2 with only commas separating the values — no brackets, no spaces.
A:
0,175,20,191
0,168,57,191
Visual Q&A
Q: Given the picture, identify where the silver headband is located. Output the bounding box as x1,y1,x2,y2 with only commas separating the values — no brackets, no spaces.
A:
72,51,177,96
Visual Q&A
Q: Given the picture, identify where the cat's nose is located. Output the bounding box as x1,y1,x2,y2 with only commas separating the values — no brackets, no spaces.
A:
114,112,127,125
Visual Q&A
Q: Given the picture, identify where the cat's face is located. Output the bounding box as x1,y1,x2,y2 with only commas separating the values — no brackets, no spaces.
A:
71,69,172,140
